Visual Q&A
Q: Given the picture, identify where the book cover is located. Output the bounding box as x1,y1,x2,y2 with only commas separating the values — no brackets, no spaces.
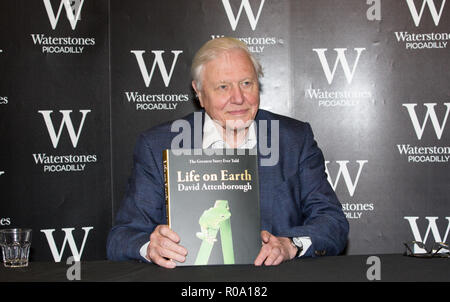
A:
163,149,261,266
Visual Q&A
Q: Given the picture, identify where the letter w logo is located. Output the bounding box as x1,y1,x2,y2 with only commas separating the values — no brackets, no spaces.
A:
405,0,447,26
404,217,450,253
131,50,183,88
38,110,91,149
41,227,94,262
42,0,85,30
222,0,265,31
313,48,366,85
325,160,368,197
402,103,450,140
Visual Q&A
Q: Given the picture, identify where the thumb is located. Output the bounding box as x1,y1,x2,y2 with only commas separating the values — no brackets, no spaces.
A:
261,231,271,243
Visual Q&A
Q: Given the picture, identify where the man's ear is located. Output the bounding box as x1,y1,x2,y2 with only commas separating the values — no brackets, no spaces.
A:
192,81,204,107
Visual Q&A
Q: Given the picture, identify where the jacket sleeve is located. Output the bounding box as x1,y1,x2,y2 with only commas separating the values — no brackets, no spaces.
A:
106,133,166,261
278,123,349,257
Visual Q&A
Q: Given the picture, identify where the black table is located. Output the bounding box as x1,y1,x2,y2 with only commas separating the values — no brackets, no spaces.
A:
1,254,449,282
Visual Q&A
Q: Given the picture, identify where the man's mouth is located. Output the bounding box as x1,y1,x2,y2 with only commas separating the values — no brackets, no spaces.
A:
227,109,249,116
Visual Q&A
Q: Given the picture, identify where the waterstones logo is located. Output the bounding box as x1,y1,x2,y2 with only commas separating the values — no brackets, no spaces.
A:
0,96,8,105
222,0,265,31
394,0,448,49
306,48,372,107
314,48,366,85
132,50,182,88
325,160,368,197
341,203,374,220
31,0,95,54
0,217,11,226
406,0,446,26
210,35,278,53
394,31,449,49
213,0,280,53
404,216,450,254
397,103,450,163
43,0,84,30
30,34,95,54
34,110,98,172
39,109,90,148
41,227,93,262
325,160,374,220
126,50,189,111
33,153,97,172
403,103,450,140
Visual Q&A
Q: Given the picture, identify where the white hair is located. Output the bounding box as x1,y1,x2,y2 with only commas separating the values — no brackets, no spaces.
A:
191,37,263,90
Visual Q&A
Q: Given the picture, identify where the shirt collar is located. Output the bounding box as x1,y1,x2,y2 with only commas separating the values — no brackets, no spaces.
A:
202,112,257,149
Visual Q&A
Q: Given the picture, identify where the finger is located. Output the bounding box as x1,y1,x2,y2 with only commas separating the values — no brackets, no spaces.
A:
159,247,187,263
148,245,176,268
254,244,271,266
260,231,271,243
150,225,167,243
272,254,285,266
264,247,281,266
159,225,181,243
159,238,188,259
160,236,187,255
151,253,176,269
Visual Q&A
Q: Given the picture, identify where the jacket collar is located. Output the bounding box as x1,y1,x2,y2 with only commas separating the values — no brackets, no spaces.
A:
182,108,273,159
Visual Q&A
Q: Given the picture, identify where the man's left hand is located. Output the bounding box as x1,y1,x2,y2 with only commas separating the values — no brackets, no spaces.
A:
254,231,298,266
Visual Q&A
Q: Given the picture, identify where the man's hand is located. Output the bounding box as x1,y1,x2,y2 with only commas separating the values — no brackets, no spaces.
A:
254,231,298,266
147,225,188,269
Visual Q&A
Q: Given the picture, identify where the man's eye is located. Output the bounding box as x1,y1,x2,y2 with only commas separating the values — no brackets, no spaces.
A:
218,85,228,90
241,81,253,87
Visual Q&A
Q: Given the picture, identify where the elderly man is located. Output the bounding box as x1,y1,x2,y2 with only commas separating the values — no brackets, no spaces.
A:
107,37,349,268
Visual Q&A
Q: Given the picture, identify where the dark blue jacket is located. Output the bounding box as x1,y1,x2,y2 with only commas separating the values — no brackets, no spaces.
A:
107,109,349,261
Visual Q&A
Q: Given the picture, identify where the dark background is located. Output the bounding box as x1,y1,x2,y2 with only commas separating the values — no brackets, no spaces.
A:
0,0,449,261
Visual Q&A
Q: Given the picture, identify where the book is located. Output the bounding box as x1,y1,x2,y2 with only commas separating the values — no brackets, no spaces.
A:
163,149,261,266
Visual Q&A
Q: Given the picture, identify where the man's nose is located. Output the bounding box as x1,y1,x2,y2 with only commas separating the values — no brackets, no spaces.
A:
230,85,244,104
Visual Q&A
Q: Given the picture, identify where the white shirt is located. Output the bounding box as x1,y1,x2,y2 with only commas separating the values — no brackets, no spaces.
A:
139,112,311,260
202,113,257,149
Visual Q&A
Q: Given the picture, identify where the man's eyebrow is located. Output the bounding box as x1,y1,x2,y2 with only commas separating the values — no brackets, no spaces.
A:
240,77,256,82
213,77,255,85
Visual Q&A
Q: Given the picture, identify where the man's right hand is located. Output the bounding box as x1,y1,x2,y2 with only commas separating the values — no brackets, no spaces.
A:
147,225,188,269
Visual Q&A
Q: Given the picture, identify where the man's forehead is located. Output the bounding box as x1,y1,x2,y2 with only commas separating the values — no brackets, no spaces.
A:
207,49,254,68
203,51,256,79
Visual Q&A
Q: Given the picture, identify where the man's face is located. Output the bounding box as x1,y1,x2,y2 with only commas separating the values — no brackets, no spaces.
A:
193,48,260,130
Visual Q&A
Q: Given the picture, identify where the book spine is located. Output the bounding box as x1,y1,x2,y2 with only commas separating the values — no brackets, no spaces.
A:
163,149,170,227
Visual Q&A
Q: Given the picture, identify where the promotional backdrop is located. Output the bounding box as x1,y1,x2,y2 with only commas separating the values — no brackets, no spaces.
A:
0,0,449,261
